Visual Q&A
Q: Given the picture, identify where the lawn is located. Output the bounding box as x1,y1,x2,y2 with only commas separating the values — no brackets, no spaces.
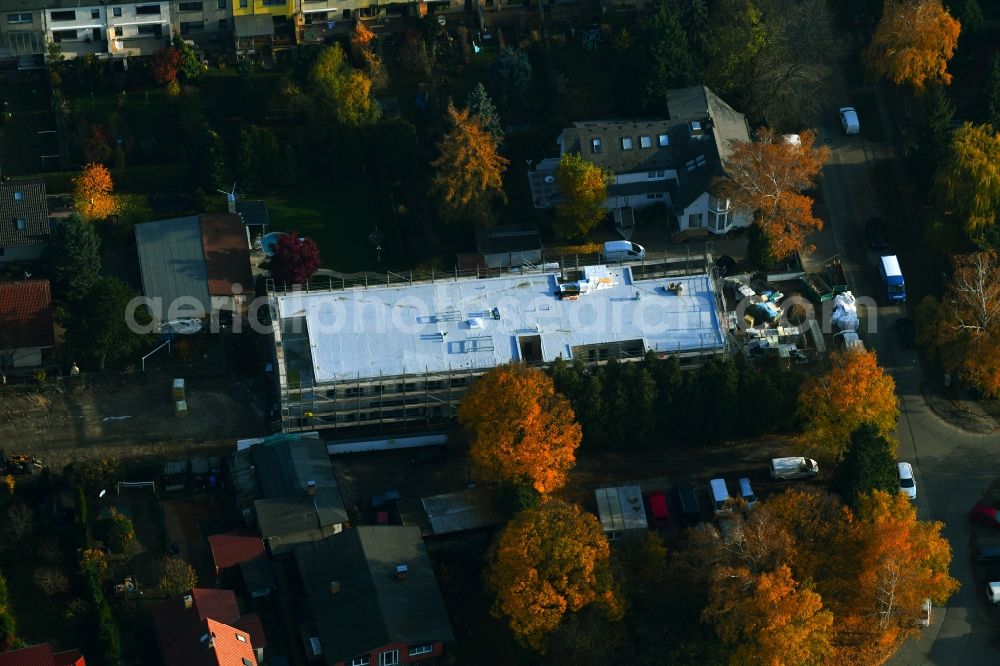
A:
0,83,60,176
265,182,394,273
849,90,886,143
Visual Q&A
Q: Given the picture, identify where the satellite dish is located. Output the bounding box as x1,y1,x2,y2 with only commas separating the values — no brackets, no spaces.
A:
544,175,555,183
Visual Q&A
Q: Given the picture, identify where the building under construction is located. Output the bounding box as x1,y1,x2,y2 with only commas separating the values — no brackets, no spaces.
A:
268,254,728,433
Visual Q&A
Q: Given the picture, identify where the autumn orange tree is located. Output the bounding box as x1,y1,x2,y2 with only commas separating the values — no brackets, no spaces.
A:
864,0,961,94
349,22,387,91
798,349,899,462
852,491,958,642
73,163,119,221
554,152,613,239
458,364,581,494
918,251,1000,397
705,564,833,665
431,102,510,226
485,499,622,651
721,128,829,262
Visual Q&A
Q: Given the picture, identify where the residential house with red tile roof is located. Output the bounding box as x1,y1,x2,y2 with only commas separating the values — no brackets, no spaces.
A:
153,588,267,666
0,643,85,666
0,279,54,371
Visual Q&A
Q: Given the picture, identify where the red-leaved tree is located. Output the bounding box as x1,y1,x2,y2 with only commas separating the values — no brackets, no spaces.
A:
150,47,182,85
270,231,320,285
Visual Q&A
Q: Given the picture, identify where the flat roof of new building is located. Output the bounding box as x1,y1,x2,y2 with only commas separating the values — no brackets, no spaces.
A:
275,265,724,384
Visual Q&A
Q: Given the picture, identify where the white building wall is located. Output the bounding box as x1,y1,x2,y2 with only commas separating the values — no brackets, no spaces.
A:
106,2,172,42
677,192,710,232
2,346,42,369
616,171,669,186
45,5,109,56
45,1,171,58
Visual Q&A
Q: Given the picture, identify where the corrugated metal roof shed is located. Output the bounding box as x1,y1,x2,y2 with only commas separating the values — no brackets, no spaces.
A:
595,485,647,533
134,216,211,322
402,488,503,536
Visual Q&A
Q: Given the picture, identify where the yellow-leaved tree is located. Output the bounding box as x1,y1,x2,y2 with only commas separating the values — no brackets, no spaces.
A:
431,102,509,226
554,152,613,239
933,123,1000,237
798,350,899,462
486,499,622,651
458,364,581,494
72,163,119,221
864,0,961,93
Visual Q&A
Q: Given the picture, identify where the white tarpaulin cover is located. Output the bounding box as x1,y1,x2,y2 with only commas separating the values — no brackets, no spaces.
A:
831,291,859,332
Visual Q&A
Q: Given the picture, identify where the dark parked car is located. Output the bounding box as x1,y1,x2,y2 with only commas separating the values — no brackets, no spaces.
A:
866,218,888,250
410,447,448,465
896,318,917,349
675,481,701,524
371,490,402,509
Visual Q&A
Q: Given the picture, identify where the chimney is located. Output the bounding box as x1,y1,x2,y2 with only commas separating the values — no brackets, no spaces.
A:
307,480,317,496
329,580,340,595
183,594,193,609
395,564,409,580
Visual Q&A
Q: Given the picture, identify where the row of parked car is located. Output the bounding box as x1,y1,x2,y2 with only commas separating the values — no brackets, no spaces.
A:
643,477,758,529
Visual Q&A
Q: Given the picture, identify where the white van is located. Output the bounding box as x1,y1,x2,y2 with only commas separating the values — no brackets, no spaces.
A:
709,478,731,514
604,240,646,261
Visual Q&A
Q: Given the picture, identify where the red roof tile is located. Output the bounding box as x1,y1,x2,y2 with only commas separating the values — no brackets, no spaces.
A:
154,588,241,650
153,589,265,666
0,644,85,666
0,280,54,349
207,532,265,573
231,613,268,651
199,214,251,297
50,650,84,666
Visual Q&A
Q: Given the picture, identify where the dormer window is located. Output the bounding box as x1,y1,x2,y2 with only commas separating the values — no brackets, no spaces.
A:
13,191,23,201
15,218,26,231
639,135,652,148
591,138,602,154
621,137,633,150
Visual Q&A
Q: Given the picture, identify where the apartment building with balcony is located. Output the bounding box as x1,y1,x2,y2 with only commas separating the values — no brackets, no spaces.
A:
43,0,171,58
0,0,44,56
173,0,232,42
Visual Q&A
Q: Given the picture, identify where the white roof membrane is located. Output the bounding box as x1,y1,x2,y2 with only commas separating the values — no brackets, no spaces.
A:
275,265,725,384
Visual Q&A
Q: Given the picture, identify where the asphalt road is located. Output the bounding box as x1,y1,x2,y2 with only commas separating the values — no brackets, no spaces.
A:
813,88,1000,663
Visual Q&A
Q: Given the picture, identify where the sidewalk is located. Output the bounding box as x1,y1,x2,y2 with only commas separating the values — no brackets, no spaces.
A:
922,383,998,434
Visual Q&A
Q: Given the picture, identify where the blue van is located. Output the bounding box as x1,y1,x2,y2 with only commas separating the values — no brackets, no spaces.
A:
879,255,906,304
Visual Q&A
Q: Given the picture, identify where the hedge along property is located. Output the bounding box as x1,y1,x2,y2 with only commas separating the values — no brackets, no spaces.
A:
267,256,728,434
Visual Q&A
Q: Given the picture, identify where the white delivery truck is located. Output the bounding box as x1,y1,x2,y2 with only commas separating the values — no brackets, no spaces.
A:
770,457,819,480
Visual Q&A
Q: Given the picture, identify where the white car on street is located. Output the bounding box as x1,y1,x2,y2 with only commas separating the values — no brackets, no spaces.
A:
898,462,917,500
839,106,860,135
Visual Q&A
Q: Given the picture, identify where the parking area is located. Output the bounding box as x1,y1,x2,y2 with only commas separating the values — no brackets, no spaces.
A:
970,480,1000,617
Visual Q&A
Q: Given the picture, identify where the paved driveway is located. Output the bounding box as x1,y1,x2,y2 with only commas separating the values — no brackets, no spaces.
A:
812,75,1000,664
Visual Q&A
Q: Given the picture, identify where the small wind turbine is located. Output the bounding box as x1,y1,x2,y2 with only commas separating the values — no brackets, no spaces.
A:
217,182,243,213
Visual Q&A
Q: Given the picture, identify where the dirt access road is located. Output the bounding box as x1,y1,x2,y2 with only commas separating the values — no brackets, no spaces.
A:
0,375,268,470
